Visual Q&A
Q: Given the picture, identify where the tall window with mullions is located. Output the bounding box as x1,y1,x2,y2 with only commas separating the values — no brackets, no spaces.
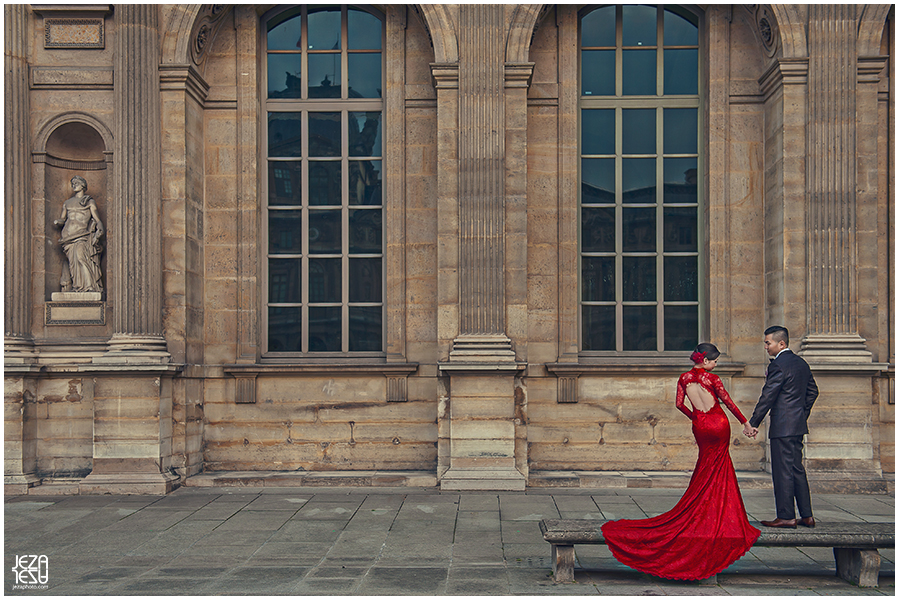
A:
580,5,701,352
264,6,384,353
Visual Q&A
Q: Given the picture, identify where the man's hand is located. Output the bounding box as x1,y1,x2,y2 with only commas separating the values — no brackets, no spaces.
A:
742,423,758,439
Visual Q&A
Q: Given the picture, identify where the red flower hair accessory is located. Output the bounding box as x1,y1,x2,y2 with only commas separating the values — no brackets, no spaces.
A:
690,351,707,364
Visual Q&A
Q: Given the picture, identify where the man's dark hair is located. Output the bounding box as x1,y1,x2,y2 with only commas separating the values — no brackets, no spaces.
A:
765,325,789,345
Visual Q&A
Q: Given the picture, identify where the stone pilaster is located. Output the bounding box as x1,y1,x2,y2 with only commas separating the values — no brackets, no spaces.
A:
438,6,526,491
105,4,169,360
799,5,872,363
4,4,34,361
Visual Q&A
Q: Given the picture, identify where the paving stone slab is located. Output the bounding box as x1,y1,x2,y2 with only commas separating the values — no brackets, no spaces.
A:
292,576,360,594
356,566,449,595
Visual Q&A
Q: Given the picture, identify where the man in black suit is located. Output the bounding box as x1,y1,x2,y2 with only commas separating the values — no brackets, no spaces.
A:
744,326,819,528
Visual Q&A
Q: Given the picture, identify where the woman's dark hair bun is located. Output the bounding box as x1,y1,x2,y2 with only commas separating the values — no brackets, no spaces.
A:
693,342,720,361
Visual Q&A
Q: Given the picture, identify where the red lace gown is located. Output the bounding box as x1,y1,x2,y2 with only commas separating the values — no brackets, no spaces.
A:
600,367,761,581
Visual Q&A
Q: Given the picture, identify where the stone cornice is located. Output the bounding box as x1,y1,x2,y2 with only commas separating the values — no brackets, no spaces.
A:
759,57,809,100
159,63,210,106
430,62,459,89
505,62,535,89
858,55,888,84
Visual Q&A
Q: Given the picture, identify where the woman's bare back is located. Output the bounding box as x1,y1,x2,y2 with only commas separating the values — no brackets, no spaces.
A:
685,382,715,413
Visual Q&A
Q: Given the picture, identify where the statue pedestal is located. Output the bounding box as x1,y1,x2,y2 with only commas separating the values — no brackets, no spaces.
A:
46,292,105,325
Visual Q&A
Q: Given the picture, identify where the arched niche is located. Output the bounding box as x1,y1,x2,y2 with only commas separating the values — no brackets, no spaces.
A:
34,115,112,324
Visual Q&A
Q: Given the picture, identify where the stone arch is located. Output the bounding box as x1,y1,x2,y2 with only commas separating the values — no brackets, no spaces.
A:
506,4,547,64
415,4,458,64
767,4,808,59
160,4,234,73
34,112,114,157
858,4,893,57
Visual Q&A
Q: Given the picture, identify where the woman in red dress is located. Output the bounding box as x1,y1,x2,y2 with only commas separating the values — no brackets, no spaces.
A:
601,343,761,581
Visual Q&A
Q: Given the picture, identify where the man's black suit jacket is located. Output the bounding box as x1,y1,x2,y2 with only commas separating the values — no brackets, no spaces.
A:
748,349,818,439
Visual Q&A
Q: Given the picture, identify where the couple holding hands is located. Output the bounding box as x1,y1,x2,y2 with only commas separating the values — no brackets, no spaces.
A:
600,325,819,581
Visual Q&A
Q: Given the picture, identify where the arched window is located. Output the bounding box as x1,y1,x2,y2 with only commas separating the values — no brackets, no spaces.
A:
579,5,701,352
264,5,384,354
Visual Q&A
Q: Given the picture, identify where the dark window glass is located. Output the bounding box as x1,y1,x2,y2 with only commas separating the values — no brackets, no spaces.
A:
349,306,382,351
664,256,698,301
268,113,304,157
269,307,303,352
582,110,615,155
582,257,616,302
349,258,382,302
622,207,656,252
308,307,341,351
308,258,341,303
664,305,698,351
581,6,615,47
269,210,303,254
349,112,382,157
308,112,341,157
623,305,656,351
583,305,616,350
622,109,656,154
308,210,341,254
582,159,616,204
348,9,382,50
349,209,382,254
622,4,657,46
623,257,656,301
622,158,656,204
269,259,302,304
663,9,698,46
348,54,382,98
663,207,698,252
268,55,303,98
663,108,698,154
582,207,616,253
664,49,698,95
622,49,656,96
349,160,382,205
307,8,341,50
308,54,341,98
581,50,616,96
308,161,342,206
267,12,302,50
663,158,697,204
269,162,303,206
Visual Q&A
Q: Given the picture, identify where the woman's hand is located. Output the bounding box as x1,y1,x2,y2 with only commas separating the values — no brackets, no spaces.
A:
742,422,758,439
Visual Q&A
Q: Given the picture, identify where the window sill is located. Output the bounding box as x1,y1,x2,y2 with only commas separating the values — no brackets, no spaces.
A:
546,358,746,377
224,361,419,378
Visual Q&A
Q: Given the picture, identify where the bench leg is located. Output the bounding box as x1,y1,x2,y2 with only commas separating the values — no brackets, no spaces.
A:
834,548,881,588
551,544,575,583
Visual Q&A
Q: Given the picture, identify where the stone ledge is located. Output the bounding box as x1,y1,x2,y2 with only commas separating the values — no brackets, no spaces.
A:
224,362,419,377
184,470,438,489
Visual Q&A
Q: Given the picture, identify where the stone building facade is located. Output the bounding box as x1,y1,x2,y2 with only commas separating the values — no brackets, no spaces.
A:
4,4,894,494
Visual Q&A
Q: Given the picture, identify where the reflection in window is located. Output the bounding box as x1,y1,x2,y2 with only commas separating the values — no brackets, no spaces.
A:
580,6,700,352
265,6,385,354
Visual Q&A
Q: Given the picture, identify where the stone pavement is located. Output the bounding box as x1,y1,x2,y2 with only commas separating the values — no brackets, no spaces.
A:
4,486,894,596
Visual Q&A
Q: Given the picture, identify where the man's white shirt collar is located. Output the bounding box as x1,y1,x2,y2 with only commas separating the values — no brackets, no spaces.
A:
775,348,790,359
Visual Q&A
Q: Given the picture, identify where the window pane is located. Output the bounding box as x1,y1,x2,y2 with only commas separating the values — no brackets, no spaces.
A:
622,109,656,155
269,307,303,352
348,9,382,50
663,206,698,252
622,158,656,204
268,113,304,158
664,256,698,301
308,210,341,254
308,54,341,98
268,54,303,98
623,4,657,46
349,209,383,254
663,9,698,46
582,256,615,302
269,210,303,254
308,161,341,206
267,12,302,51
349,258,382,302
663,158,697,204
663,108,698,155
349,306,382,351
309,113,341,157
664,305,698,351
582,159,615,204
349,160,382,205
269,162,303,206
348,54,382,98
583,305,616,350
581,50,615,96
664,49,698,95
582,207,616,253
309,307,341,351
623,256,656,301
581,6,615,47
582,109,615,155
622,50,656,96
308,7,341,50
308,258,341,303
623,305,656,351
622,207,656,252
269,259,302,304
349,112,382,157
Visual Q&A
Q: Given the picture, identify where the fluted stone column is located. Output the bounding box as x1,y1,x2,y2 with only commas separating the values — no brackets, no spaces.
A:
104,4,168,359
799,5,873,363
4,6,40,492
438,6,526,491
4,4,34,360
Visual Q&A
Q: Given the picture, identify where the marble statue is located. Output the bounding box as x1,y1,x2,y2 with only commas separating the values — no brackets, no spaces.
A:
54,175,105,293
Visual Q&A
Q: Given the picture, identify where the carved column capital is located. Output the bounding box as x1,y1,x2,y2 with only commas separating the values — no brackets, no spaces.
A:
430,63,459,89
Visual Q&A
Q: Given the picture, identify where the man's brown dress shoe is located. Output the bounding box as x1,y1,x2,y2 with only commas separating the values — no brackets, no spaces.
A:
798,516,815,528
760,518,797,528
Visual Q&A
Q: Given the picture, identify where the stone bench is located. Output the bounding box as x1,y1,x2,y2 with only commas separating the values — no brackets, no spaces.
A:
540,519,895,588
